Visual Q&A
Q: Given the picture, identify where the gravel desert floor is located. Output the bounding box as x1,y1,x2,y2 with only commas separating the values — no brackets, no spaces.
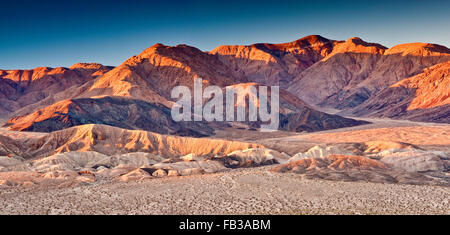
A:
1,166,448,215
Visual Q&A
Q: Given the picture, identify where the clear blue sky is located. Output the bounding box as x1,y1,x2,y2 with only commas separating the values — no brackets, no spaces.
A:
1,0,449,69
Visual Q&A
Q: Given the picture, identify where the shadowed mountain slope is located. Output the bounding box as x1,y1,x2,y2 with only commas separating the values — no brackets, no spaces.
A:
345,61,450,123
5,96,214,137
288,39,450,110
0,63,113,118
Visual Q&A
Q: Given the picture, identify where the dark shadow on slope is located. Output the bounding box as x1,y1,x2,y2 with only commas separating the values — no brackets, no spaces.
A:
4,96,214,137
342,85,450,124
288,52,450,110
0,66,113,118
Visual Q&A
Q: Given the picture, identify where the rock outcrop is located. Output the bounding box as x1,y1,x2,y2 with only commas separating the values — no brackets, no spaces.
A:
288,145,356,162
215,148,290,168
375,148,449,172
271,154,444,185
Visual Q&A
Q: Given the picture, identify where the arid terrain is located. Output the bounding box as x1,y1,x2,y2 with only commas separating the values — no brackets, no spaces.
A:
0,118,449,215
1,166,449,215
0,35,449,215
